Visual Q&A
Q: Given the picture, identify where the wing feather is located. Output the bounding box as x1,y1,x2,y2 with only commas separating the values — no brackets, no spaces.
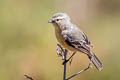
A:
63,33,91,54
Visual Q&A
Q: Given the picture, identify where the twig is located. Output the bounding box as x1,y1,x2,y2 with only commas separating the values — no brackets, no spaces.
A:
57,44,67,80
62,52,76,65
56,44,91,80
63,50,67,80
24,74,34,80
57,44,66,60
66,63,92,80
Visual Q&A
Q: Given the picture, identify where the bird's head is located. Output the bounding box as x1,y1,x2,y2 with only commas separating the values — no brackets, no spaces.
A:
48,13,71,26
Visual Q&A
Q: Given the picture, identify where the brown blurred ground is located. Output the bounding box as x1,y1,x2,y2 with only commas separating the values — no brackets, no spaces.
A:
0,0,120,80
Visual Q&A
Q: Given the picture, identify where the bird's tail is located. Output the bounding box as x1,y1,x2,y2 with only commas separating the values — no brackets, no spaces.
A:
88,52,103,71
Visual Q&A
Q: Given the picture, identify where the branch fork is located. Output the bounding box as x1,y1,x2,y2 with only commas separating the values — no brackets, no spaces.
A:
57,44,92,80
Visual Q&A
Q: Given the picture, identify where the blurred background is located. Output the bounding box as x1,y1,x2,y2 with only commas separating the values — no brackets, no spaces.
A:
0,0,120,80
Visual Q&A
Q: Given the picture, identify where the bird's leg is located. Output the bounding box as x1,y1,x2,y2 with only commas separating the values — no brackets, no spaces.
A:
69,56,73,65
62,52,76,65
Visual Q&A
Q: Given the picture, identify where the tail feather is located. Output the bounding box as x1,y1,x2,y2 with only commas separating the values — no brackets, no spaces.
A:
88,52,103,71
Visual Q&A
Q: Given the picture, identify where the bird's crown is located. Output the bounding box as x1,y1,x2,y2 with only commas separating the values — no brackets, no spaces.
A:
52,12,70,20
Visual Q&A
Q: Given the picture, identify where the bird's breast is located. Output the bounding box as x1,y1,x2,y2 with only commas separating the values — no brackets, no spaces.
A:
55,29,76,51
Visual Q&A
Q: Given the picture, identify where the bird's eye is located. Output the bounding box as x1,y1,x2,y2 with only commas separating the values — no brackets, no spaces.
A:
56,19,59,21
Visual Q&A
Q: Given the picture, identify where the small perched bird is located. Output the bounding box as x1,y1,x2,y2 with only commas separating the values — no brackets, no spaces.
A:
48,12,103,71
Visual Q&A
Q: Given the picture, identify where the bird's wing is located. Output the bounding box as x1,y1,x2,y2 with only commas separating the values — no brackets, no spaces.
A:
62,29,91,55
82,32,93,47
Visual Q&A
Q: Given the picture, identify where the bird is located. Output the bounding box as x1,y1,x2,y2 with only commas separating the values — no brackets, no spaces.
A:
48,12,103,71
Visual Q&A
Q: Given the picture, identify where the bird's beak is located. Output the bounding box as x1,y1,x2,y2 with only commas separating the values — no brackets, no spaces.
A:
48,19,53,23
48,19,55,23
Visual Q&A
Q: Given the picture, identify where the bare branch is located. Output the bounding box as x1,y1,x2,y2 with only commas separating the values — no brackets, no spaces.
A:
57,44,67,80
66,63,92,80
56,44,92,80
63,51,67,80
57,44,67,60
62,52,76,65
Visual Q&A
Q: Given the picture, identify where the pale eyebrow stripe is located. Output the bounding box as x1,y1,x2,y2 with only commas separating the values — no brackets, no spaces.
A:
54,17,65,20
52,14,63,18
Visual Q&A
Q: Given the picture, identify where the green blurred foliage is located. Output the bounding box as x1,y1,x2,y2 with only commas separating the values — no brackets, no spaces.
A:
0,0,120,80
